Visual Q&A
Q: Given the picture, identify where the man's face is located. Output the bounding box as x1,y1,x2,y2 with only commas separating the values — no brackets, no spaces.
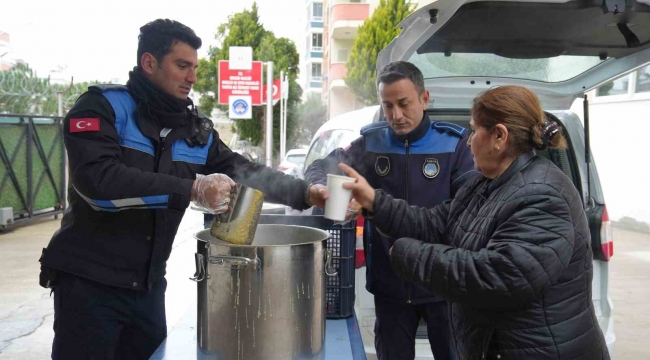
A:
378,79,429,136
143,41,198,100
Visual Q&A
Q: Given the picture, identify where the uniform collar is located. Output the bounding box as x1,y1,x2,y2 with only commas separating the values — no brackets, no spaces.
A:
135,108,194,144
393,112,430,144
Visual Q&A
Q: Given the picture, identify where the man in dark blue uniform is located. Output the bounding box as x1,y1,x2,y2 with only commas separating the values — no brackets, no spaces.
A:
39,19,327,360
304,61,477,360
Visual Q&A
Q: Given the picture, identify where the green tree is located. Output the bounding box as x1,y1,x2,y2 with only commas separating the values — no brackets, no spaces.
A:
345,0,414,106
0,63,100,115
194,2,303,153
293,93,327,146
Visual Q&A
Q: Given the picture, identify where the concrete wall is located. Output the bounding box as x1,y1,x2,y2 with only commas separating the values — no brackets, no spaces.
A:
329,86,363,119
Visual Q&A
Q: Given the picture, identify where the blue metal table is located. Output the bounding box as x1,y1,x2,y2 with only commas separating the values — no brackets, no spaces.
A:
150,303,367,360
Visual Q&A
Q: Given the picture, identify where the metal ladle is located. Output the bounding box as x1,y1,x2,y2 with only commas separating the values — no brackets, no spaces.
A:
209,184,265,245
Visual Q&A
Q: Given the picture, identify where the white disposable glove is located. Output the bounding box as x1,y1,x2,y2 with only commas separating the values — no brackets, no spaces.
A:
191,174,236,214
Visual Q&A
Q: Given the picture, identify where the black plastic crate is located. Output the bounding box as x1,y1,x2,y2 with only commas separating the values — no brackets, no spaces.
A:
257,214,356,319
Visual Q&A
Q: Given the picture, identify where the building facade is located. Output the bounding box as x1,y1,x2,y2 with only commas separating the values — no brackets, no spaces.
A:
303,0,325,99
321,0,379,119
319,0,424,119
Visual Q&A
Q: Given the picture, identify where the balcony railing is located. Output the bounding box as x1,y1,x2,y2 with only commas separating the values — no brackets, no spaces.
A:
329,2,370,37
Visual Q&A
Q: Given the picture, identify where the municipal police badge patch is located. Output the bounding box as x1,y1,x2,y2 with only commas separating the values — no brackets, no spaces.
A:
375,156,390,176
423,158,440,179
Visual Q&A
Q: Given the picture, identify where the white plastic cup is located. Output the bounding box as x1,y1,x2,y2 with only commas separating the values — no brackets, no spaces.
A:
325,174,356,221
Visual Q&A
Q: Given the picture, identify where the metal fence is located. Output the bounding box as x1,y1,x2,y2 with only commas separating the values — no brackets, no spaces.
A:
0,115,66,231
0,64,82,116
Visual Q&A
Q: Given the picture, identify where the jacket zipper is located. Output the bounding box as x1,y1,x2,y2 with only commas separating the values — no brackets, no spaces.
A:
404,139,412,304
405,139,410,201
156,128,171,172
155,137,165,172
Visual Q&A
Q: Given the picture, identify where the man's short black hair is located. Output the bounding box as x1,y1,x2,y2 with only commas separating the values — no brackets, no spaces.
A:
377,61,425,95
137,19,202,67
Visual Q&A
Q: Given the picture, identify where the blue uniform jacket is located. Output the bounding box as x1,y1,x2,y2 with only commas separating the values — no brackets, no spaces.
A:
41,86,310,291
305,114,477,304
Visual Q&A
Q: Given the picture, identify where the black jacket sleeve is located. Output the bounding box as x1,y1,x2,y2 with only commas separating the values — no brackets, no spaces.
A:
451,133,479,197
389,185,575,309
64,92,193,211
304,136,366,186
370,190,451,244
204,139,309,210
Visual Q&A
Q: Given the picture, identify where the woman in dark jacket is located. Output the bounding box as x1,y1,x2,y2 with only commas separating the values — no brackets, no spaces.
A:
340,86,610,360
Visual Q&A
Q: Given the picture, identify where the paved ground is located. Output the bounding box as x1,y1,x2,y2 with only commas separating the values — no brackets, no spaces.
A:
0,210,203,360
0,215,648,359
607,226,650,359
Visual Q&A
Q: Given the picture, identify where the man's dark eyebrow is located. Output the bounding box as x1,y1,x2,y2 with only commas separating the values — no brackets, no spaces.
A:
382,97,409,105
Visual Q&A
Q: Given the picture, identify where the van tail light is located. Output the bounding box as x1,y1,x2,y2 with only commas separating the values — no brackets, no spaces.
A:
591,204,614,262
355,215,365,269
600,205,614,261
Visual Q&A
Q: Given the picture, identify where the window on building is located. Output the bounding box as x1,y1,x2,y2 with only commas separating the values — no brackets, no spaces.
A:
311,63,322,81
636,65,650,94
596,75,630,97
312,33,323,52
312,2,323,21
337,49,349,63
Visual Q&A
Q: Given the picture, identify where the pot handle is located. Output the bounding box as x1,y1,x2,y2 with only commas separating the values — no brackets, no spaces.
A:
209,255,260,270
189,253,206,282
325,249,338,277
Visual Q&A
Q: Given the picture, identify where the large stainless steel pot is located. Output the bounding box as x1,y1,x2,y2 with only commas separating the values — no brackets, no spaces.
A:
192,224,334,360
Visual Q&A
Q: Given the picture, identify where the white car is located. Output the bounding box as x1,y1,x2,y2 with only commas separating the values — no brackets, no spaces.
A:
303,107,380,173
304,0,650,356
278,148,308,174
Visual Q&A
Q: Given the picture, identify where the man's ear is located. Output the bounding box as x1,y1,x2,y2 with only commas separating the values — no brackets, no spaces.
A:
140,53,158,75
420,90,430,107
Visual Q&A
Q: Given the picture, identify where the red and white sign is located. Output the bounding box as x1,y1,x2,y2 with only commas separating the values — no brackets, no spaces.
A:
218,60,263,105
70,118,100,133
229,46,253,70
263,78,282,104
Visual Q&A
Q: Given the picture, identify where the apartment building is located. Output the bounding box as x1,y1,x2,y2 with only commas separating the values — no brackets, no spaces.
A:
321,0,380,119
303,0,325,99
319,0,425,119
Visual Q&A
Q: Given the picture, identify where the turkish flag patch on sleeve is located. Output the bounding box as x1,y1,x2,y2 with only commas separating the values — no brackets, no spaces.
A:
70,118,100,133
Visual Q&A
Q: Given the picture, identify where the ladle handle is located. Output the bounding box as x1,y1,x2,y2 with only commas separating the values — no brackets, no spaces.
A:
210,255,260,270
325,249,338,277
215,185,242,225
189,253,206,282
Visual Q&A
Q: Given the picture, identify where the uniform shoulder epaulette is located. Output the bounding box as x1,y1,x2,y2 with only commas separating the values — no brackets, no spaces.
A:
432,121,467,137
88,84,129,93
360,121,389,136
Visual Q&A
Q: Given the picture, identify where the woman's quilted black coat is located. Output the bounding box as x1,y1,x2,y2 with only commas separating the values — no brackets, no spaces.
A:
371,151,610,360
